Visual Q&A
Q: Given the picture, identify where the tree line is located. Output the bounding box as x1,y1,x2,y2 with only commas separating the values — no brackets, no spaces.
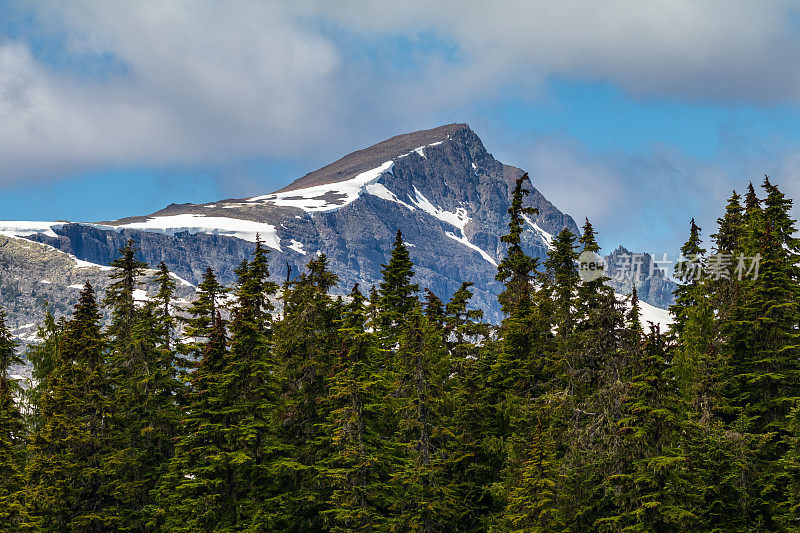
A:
1,174,800,531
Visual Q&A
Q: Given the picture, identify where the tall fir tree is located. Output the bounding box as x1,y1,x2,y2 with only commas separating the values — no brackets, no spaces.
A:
598,327,696,531
25,282,114,530
712,190,744,255
320,284,400,531
215,237,291,530
440,283,499,531
544,228,580,340
0,307,26,530
273,254,343,530
154,268,234,531
102,240,180,528
378,230,420,344
392,303,454,533
22,311,64,432
490,174,549,398
495,174,539,316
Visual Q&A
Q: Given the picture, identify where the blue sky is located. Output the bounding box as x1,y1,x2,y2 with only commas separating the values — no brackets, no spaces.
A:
2,1,800,255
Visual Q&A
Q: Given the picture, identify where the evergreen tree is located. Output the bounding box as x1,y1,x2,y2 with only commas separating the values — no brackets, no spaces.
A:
378,230,420,343
23,311,64,432
444,282,490,369
572,219,621,401
544,228,580,339
726,180,800,435
501,395,564,532
0,307,25,530
154,268,234,531
557,221,628,530
739,181,763,256
320,284,399,531
491,174,549,398
599,327,696,531
712,190,743,255
670,218,706,338
274,254,343,530
104,239,148,343
670,220,725,423
495,174,539,316
25,282,114,530
215,237,291,530
153,261,178,351
392,303,454,532
440,284,499,531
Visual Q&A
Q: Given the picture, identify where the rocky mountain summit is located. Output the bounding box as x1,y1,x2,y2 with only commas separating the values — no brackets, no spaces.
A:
0,123,673,328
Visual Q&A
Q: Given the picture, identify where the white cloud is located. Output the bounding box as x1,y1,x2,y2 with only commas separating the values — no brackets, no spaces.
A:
313,0,800,102
1,0,800,187
0,1,343,182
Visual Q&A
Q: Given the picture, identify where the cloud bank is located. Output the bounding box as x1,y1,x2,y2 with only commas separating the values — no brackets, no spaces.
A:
2,1,800,183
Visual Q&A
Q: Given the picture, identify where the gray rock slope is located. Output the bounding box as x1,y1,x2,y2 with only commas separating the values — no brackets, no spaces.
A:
2,123,670,326
0,235,196,340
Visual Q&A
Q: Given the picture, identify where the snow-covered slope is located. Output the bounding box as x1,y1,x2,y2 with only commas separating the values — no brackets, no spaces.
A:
248,161,395,213
618,292,674,333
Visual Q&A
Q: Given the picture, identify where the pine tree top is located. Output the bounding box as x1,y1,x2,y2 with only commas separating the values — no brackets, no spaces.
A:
0,308,21,379
712,189,743,254
496,175,540,315
579,218,600,253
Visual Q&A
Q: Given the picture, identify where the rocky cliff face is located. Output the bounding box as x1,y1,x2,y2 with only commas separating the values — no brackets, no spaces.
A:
1,123,671,330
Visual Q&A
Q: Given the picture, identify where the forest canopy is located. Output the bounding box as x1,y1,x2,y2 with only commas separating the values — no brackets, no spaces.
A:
1,175,799,531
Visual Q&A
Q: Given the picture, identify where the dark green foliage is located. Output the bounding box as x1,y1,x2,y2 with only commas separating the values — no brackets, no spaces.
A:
712,190,743,254
25,282,114,530
23,311,64,431
155,272,231,531
319,285,399,532
13,176,800,531
0,307,25,530
378,230,420,341
273,253,343,530
103,241,183,529
502,395,563,532
392,303,454,532
544,227,580,339
599,327,696,531
496,174,539,315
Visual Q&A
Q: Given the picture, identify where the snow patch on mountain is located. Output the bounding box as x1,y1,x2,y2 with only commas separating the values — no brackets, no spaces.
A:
523,215,554,249
409,187,470,231
2,233,114,271
638,299,674,331
365,183,415,210
445,231,498,267
73,257,113,270
102,214,281,249
287,239,307,255
617,292,674,333
0,221,63,239
248,161,395,212
170,272,195,288
397,140,446,160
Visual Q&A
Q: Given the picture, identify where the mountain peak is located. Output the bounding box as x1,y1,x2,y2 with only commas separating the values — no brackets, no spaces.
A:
276,123,476,193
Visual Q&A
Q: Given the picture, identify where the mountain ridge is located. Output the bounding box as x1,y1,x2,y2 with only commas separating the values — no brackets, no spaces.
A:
0,123,672,329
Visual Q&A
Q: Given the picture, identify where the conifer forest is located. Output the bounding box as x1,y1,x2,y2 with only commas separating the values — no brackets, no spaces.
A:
4,175,800,532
